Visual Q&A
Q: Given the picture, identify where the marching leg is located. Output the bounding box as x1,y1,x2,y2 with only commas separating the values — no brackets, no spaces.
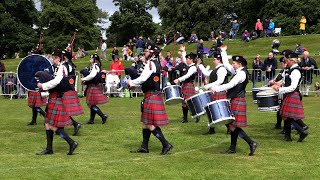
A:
70,116,82,136
238,128,258,156
56,128,78,155
182,106,188,123
130,128,151,153
151,126,173,155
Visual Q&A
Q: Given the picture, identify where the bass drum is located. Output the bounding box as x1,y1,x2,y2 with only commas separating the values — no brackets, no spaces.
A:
17,55,54,91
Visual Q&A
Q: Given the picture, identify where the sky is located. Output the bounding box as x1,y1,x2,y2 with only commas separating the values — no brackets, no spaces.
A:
35,0,161,28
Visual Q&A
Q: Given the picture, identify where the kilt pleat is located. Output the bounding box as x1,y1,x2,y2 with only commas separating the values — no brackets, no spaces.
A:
182,82,195,106
280,92,304,119
45,93,72,127
62,90,84,116
141,91,169,126
28,91,47,108
230,97,247,128
86,84,108,106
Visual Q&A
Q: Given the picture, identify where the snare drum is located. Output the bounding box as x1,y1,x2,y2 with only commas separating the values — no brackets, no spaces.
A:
256,90,279,112
163,85,183,105
205,99,235,127
252,87,272,103
186,91,214,118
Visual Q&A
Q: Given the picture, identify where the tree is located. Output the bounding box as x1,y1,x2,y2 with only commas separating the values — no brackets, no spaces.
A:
108,0,156,45
39,0,107,52
0,0,38,58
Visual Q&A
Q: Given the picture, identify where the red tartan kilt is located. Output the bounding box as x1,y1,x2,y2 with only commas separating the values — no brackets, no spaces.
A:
230,97,247,128
280,92,304,119
28,91,47,107
182,82,195,105
212,91,227,100
45,93,72,127
62,91,84,116
86,84,108,106
141,92,169,126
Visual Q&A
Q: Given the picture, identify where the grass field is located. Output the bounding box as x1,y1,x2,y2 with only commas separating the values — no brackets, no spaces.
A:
1,35,320,179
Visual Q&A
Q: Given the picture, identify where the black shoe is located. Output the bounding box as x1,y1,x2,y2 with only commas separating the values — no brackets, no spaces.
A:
203,128,216,135
195,117,200,123
68,142,78,155
274,125,281,129
27,121,37,125
303,95,308,97
181,118,188,123
102,115,108,124
86,120,94,124
36,149,53,155
280,130,286,134
161,144,173,155
224,149,236,154
303,125,309,131
298,133,308,142
130,147,149,153
73,123,82,136
249,142,257,156
283,136,292,142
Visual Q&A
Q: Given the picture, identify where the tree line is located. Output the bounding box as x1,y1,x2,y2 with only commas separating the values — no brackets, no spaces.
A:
1,0,320,58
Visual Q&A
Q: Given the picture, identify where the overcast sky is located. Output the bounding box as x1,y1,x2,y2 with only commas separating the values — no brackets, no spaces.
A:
35,0,160,28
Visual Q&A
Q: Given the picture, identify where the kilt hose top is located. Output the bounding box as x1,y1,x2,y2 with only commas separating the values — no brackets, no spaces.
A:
280,91,304,120
141,91,169,126
28,91,47,108
45,92,72,128
86,83,108,106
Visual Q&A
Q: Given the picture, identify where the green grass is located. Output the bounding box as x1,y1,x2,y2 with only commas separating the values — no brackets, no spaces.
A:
1,35,320,179
0,94,320,179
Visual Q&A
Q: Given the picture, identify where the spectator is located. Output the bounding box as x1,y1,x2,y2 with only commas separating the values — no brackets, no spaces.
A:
127,39,134,53
175,32,185,44
164,57,177,85
295,44,304,55
0,60,6,93
3,72,17,95
300,16,307,35
208,31,216,41
219,31,226,41
145,36,155,50
262,18,269,37
135,36,145,55
197,39,204,61
300,51,317,96
165,51,171,63
268,18,275,37
155,35,163,46
255,19,263,38
101,39,107,61
251,55,264,88
160,55,168,88
106,69,121,97
111,47,119,61
230,20,239,40
241,30,250,42
110,57,124,78
188,31,199,44
122,45,128,61
251,31,258,40
262,52,277,84
163,34,169,46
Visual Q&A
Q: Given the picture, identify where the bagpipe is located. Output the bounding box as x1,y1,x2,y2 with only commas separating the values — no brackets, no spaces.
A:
79,67,106,84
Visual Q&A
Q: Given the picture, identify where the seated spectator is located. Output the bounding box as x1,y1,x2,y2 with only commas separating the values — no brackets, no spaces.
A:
175,32,185,44
251,31,258,40
208,31,216,41
3,72,17,95
242,30,250,42
295,44,304,55
106,69,121,97
188,31,199,44
219,31,227,41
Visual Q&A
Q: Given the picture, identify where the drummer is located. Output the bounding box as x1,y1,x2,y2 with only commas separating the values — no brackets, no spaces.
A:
173,51,198,123
36,50,79,155
210,46,258,156
197,53,228,134
272,52,308,142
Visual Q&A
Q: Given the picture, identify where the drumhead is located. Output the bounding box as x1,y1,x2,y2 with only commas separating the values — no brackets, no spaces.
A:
205,99,229,107
163,85,181,91
256,90,278,97
186,90,212,101
17,54,54,91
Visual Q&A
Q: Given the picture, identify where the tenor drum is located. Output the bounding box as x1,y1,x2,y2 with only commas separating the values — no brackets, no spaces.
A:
205,99,235,127
17,55,54,91
252,87,272,103
163,85,183,105
186,91,214,118
256,90,279,112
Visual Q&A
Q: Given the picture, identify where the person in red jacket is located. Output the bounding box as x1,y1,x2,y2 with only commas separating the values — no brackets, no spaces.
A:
110,56,124,78
255,19,263,38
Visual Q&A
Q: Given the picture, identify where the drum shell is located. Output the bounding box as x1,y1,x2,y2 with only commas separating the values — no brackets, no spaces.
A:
186,91,213,118
163,85,183,105
256,92,279,112
205,99,234,127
